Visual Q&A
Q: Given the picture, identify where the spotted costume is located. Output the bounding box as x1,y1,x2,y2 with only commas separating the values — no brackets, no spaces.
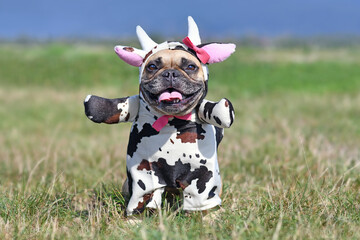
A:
84,17,235,215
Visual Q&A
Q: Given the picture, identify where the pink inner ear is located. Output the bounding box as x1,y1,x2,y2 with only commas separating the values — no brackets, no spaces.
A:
201,43,236,64
114,46,143,67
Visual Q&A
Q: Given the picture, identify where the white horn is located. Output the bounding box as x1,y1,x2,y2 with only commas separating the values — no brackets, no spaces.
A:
187,16,201,45
136,25,157,52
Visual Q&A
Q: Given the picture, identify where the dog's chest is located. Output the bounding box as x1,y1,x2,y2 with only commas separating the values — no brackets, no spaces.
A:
126,101,218,185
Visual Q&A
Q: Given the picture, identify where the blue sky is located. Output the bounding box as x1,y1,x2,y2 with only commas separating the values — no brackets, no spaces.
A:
1,0,359,39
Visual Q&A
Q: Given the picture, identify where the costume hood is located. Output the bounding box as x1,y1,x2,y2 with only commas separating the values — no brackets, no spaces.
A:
114,16,236,82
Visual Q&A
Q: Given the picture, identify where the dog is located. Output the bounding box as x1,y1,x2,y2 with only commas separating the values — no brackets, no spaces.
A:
84,16,236,216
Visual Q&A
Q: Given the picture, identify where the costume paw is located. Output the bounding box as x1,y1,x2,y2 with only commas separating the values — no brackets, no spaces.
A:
198,98,235,128
84,95,119,124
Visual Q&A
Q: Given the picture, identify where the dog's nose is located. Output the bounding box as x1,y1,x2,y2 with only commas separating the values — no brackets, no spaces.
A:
162,69,180,80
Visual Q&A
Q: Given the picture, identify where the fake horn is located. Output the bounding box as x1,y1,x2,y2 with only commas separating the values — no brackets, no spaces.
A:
136,25,158,52
187,16,201,46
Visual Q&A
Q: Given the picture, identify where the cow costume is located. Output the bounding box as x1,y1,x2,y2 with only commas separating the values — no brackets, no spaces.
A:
84,17,235,216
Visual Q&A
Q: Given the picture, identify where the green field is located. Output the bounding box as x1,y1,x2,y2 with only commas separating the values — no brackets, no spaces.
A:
1,43,360,239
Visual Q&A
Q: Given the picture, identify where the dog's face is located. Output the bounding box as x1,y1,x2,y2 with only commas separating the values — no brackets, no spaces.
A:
140,49,206,116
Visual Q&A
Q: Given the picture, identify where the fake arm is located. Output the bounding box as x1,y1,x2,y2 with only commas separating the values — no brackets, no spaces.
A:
84,95,139,124
197,98,235,128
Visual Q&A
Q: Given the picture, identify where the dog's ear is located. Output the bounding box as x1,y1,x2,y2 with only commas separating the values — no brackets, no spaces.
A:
201,43,236,64
114,26,158,67
114,45,145,67
185,16,236,64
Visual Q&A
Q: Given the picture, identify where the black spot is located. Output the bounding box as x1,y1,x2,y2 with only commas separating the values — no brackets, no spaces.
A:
145,105,151,112
127,123,159,157
138,158,213,194
125,113,130,121
183,153,186,157
154,115,158,120
207,186,217,199
189,155,192,159
203,101,217,119
215,127,224,148
137,180,146,191
191,166,213,194
126,168,133,196
225,98,235,126
195,154,200,158
159,147,162,151
200,159,207,164
214,116,222,125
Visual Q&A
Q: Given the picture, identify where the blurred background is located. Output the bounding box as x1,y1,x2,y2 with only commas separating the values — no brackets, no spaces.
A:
1,0,360,239
1,0,360,39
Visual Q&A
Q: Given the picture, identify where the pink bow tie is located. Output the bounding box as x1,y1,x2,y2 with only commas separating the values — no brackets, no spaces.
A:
182,37,210,64
152,113,192,132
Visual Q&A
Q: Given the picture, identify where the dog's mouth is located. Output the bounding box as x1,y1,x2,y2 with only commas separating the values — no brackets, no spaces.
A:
149,88,201,106
142,86,204,115
158,90,183,104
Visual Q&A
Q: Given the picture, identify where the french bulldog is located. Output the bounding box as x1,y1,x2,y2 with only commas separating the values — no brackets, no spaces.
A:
140,49,206,116
84,17,236,216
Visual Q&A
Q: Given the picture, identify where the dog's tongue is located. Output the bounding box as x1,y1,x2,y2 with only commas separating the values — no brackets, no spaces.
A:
159,91,182,102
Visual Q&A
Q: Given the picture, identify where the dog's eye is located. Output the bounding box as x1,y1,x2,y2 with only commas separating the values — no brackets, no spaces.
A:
147,64,158,71
186,64,196,71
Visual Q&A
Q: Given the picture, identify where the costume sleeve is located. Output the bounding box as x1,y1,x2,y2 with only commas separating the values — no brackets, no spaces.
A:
197,98,235,128
84,95,139,124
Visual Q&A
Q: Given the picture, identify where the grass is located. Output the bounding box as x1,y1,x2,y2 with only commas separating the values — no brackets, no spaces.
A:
1,42,360,239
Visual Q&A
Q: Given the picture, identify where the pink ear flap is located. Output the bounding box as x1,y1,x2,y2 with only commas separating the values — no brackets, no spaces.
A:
201,43,236,64
114,46,144,67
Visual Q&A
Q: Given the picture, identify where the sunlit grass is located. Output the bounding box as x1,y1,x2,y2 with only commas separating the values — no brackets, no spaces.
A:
0,43,360,239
